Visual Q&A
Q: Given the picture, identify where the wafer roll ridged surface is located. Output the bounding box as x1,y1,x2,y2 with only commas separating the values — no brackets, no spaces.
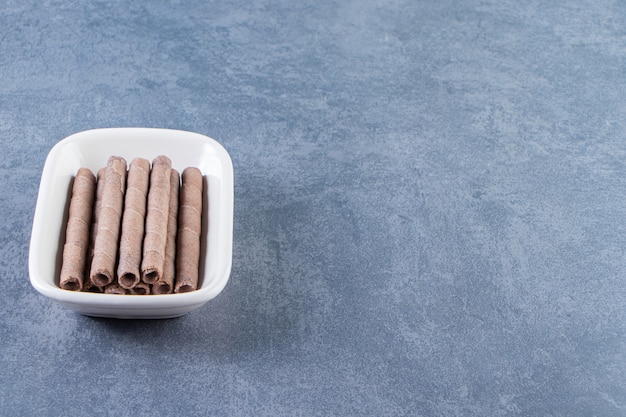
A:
117,158,150,289
60,168,96,291
175,167,203,293
90,156,127,287
141,155,172,284
153,169,180,294
83,168,106,292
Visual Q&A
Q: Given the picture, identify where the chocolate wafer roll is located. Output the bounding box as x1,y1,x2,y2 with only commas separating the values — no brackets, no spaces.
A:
59,168,96,291
175,167,203,293
83,167,105,292
117,158,150,289
104,283,128,294
153,169,180,294
141,155,172,284
130,282,151,295
90,156,127,288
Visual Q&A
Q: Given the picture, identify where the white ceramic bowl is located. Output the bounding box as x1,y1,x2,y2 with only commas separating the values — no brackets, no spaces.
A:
29,128,233,319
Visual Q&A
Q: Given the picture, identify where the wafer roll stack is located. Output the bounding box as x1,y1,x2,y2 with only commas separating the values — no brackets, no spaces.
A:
90,156,127,287
117,158,150,289
59,154,205,295
59,168,96,291
141,156,172,284
175,167,203,293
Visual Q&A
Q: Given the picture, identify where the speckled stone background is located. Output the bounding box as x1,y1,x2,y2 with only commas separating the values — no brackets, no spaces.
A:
2,1,626,416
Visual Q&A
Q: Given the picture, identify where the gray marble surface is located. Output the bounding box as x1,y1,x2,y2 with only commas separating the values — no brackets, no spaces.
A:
2,1,626,416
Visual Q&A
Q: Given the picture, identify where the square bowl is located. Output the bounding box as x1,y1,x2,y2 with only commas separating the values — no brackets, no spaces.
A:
29,128,233,319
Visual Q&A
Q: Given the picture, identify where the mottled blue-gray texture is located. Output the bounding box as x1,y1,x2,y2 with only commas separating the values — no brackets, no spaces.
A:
1,0,626,416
